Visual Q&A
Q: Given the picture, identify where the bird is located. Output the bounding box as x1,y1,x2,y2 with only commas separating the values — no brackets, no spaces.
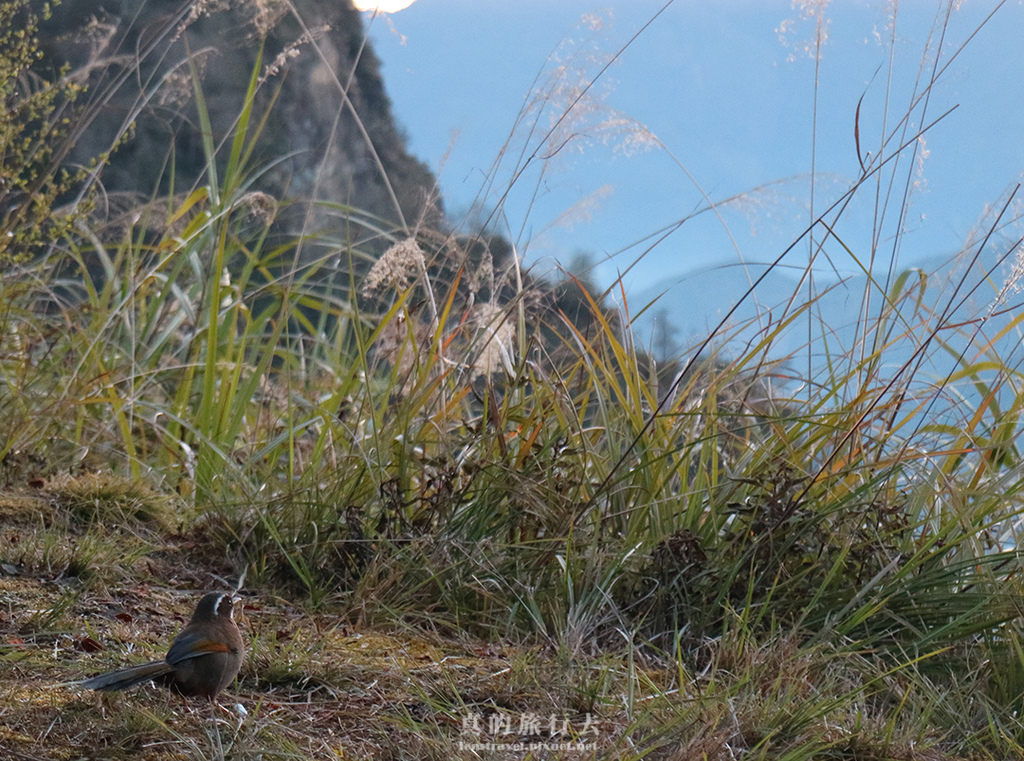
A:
81,592,244,701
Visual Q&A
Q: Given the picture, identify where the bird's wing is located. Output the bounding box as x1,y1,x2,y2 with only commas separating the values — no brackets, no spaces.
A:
166,630,234,665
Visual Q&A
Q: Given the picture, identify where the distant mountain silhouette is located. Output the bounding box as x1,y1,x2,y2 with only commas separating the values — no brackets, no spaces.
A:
629,240,1023,400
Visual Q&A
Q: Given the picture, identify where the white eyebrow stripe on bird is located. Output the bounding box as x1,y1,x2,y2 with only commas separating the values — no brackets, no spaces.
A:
213,593,226,616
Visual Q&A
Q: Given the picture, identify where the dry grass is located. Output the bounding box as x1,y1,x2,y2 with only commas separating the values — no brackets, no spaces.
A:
0,543,616,760
0,480,994,760
0,485,624,759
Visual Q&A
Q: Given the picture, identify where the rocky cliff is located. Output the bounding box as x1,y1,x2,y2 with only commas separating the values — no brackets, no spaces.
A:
42,0,439,232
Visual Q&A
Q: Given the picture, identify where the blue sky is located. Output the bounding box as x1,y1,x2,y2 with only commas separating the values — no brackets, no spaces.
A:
361,1,1024,295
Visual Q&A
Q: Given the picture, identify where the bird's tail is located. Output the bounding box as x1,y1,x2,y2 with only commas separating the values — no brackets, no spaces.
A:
80,660,173,692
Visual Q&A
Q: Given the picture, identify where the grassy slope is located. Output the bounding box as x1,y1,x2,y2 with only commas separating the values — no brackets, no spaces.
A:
3,1,1024,759
0,476,1016,760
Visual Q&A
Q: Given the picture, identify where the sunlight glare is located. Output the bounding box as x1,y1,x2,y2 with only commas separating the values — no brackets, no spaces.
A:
352,0,418,11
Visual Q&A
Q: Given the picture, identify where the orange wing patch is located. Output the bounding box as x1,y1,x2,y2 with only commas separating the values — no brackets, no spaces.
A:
190,640,232,653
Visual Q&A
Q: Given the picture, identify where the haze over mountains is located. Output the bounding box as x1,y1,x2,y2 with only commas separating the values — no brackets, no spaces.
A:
630,238,1023,408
